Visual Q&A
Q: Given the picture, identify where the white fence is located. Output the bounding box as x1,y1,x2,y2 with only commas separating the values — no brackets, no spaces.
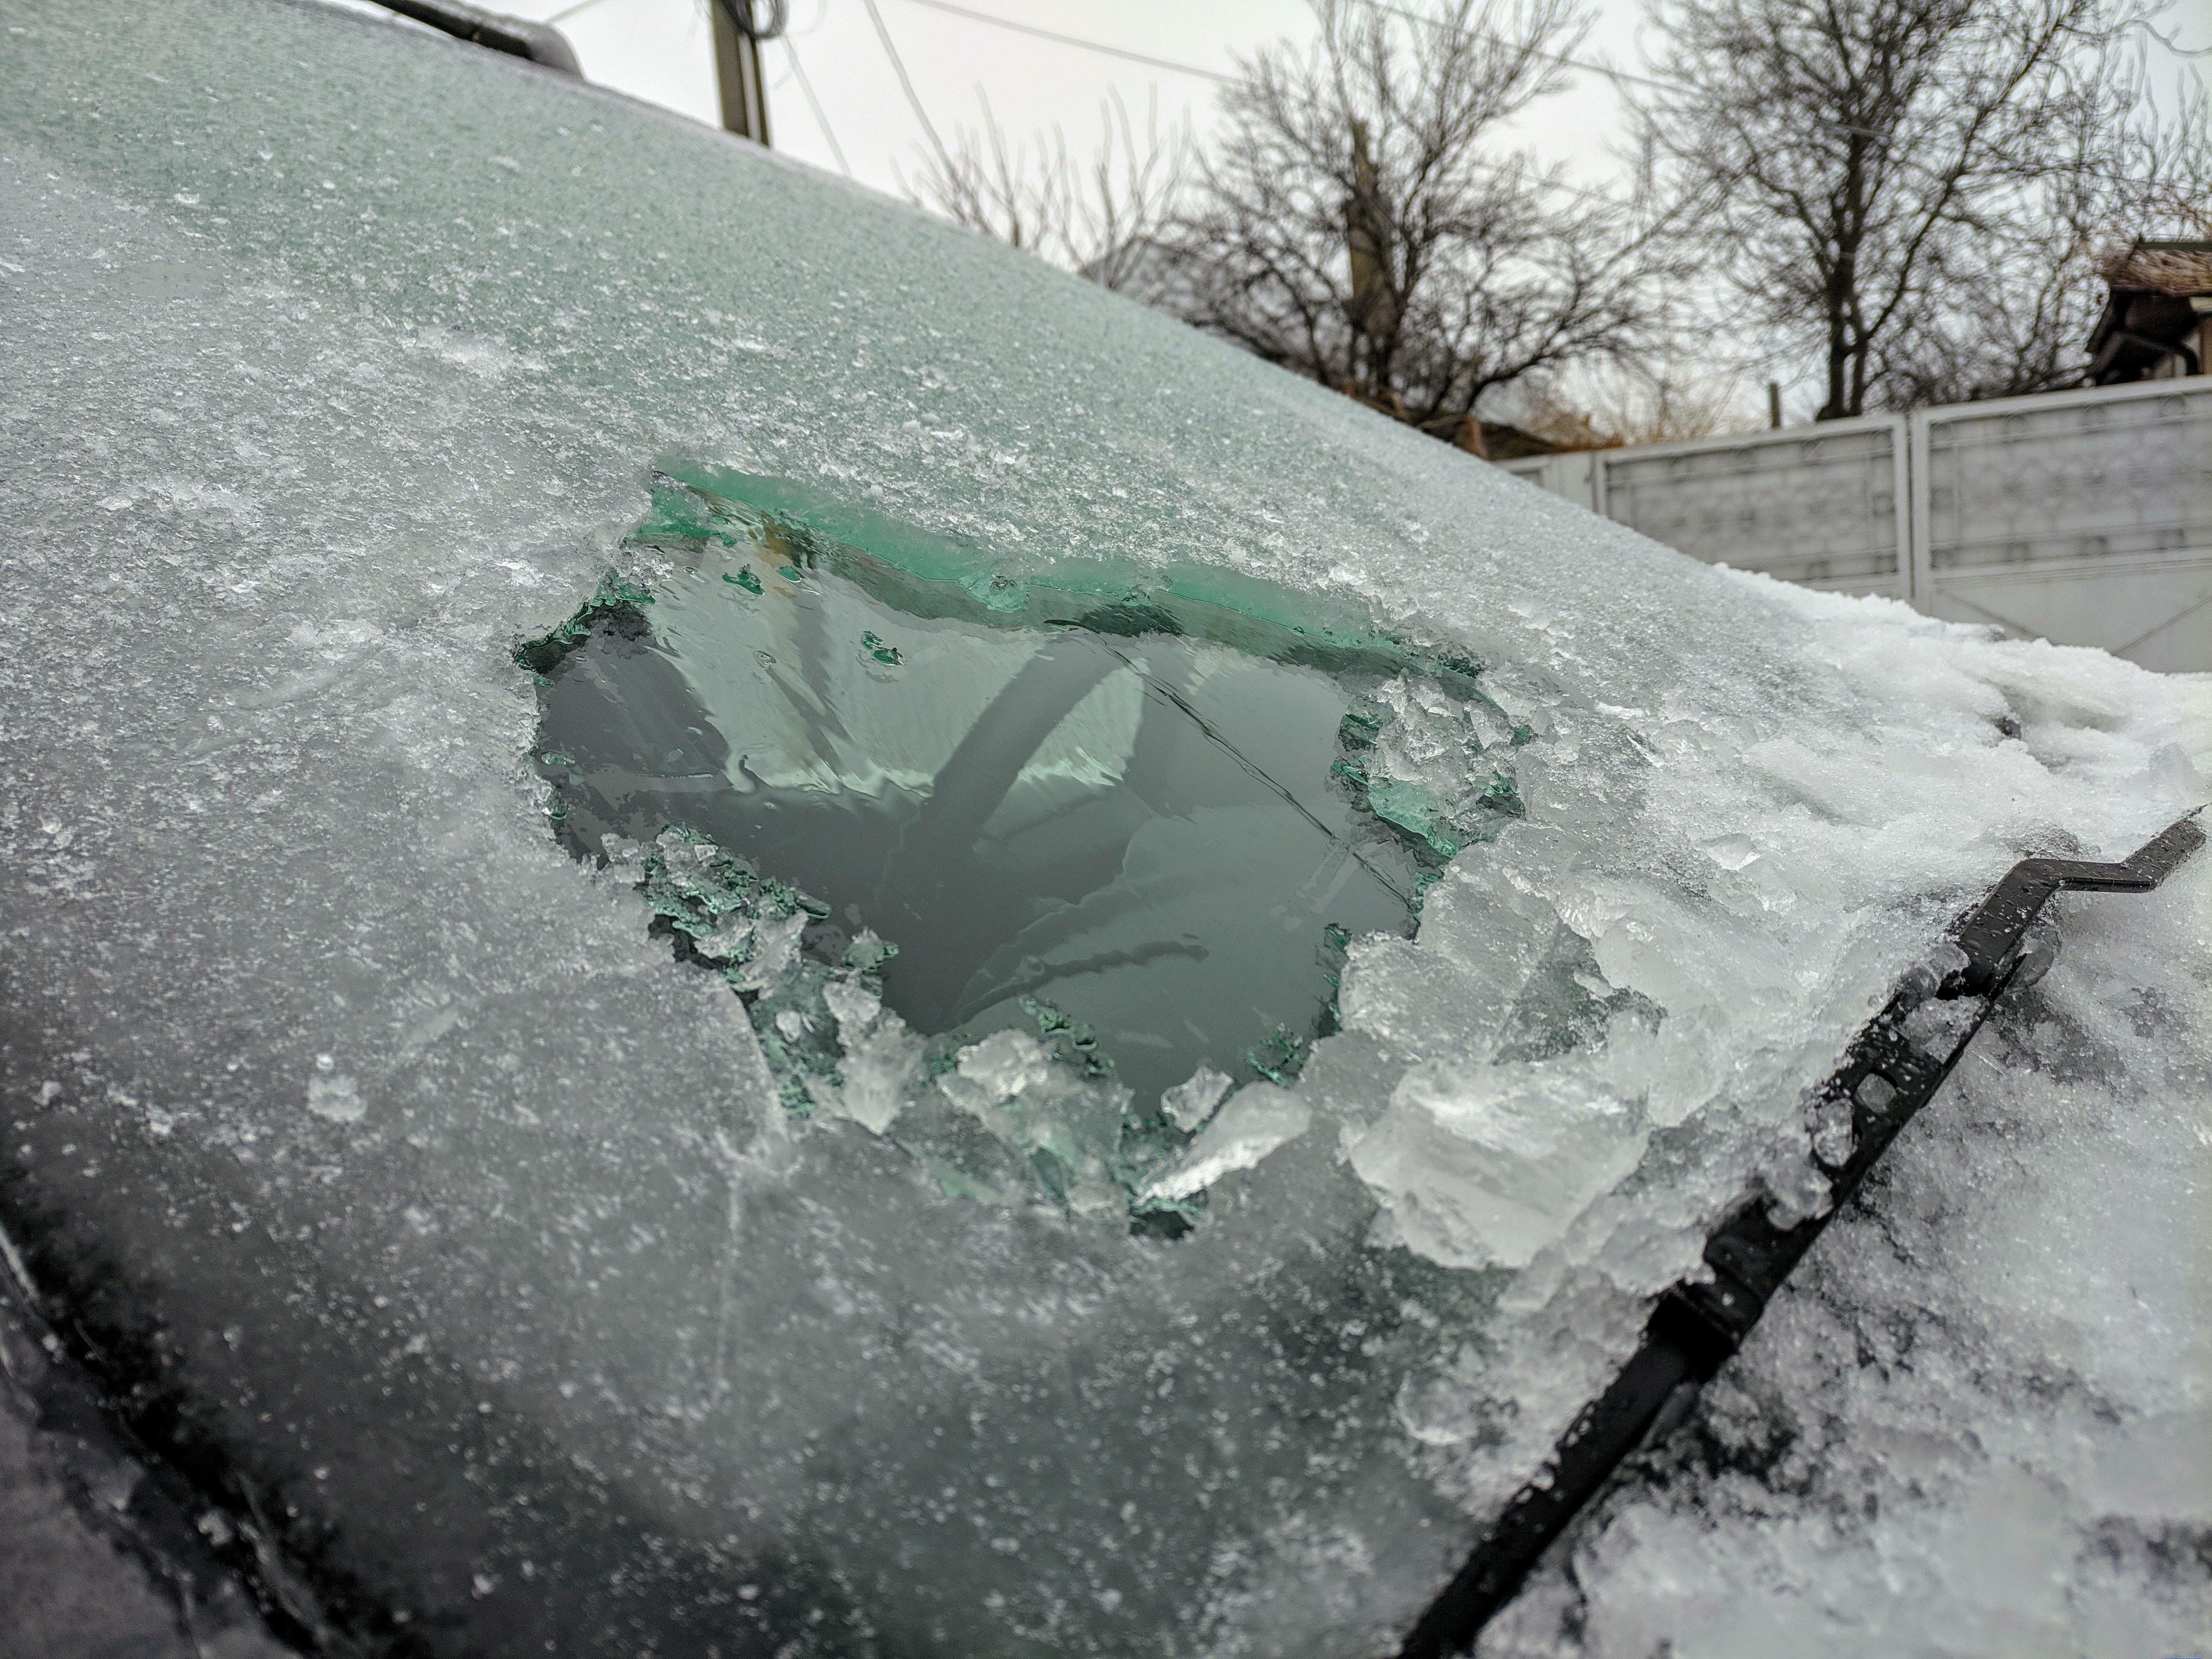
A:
1501,378,2212,672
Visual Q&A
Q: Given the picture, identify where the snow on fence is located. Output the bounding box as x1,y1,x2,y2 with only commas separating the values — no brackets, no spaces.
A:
1501,377,2212,672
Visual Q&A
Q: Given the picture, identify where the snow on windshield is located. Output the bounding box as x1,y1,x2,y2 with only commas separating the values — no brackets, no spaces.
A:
0,1,2205,1654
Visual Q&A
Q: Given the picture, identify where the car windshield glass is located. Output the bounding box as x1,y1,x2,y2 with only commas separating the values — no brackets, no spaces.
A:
2,3,2203,1655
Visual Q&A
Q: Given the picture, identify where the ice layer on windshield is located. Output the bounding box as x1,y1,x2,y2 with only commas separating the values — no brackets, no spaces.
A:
0,2,2208,1654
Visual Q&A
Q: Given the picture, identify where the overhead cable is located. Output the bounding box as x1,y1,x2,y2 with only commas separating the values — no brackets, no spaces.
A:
782,32,851,174
882,0,1621,207
891,0,1232,82
863,0,955,169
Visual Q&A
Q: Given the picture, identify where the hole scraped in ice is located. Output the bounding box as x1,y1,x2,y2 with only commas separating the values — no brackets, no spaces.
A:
520,463,1531,1227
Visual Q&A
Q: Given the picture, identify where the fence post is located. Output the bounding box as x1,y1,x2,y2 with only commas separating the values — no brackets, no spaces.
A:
1906,409,1934,615
1887,416,1912,606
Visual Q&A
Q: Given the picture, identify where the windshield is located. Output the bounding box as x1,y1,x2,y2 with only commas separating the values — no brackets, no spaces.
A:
0,2,2203,1654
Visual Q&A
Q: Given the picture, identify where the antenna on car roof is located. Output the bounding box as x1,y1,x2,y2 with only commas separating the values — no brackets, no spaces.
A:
363,0,582,75
1398,808,2207,1658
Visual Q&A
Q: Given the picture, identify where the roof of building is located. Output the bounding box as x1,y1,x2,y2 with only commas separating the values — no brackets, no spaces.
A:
2095,239,2212,297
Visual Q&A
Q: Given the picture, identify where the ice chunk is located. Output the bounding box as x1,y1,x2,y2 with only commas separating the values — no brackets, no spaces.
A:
1161,1063,1234,1131
1808,1094,1855,1168
1141,1084,1312,1202
819,976,880,1036
304,1056,364,1124
1337,867,1564,1063
927,1027,1137,1216
1348,1058,1649,1269
817,978,922,1134
1699,833,1761,871
939,1028,1055,1113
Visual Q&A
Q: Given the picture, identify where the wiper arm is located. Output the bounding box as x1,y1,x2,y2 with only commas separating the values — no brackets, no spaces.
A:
363,0,582,75
1399,808,2206,1659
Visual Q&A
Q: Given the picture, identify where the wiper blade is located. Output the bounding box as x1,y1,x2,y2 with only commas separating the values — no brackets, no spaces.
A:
1399,808,2206,1659
363,0,582,74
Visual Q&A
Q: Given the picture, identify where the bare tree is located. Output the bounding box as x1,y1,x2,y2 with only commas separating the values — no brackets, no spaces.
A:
1631,0,2212,418
902,90,1193,293
1145,0,1678,448
1884,69,2212,404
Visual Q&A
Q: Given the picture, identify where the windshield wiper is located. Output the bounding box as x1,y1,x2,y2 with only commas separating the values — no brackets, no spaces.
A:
362,0,582,74
1399,808,2207,1658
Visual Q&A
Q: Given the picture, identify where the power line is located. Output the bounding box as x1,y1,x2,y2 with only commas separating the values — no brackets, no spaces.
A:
890,0,1232,83
527,0,1664,196
862,0,955,170
885,0,1623,208
782,32,851,175
543,0,614,25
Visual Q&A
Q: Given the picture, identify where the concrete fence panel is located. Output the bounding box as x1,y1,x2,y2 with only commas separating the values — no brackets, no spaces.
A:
1499,378,2212,670
1909,381,2212,674
1596,416,1909,599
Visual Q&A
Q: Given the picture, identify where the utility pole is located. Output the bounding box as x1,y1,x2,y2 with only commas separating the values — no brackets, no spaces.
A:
1343,118,1397,406
709,0,782,145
